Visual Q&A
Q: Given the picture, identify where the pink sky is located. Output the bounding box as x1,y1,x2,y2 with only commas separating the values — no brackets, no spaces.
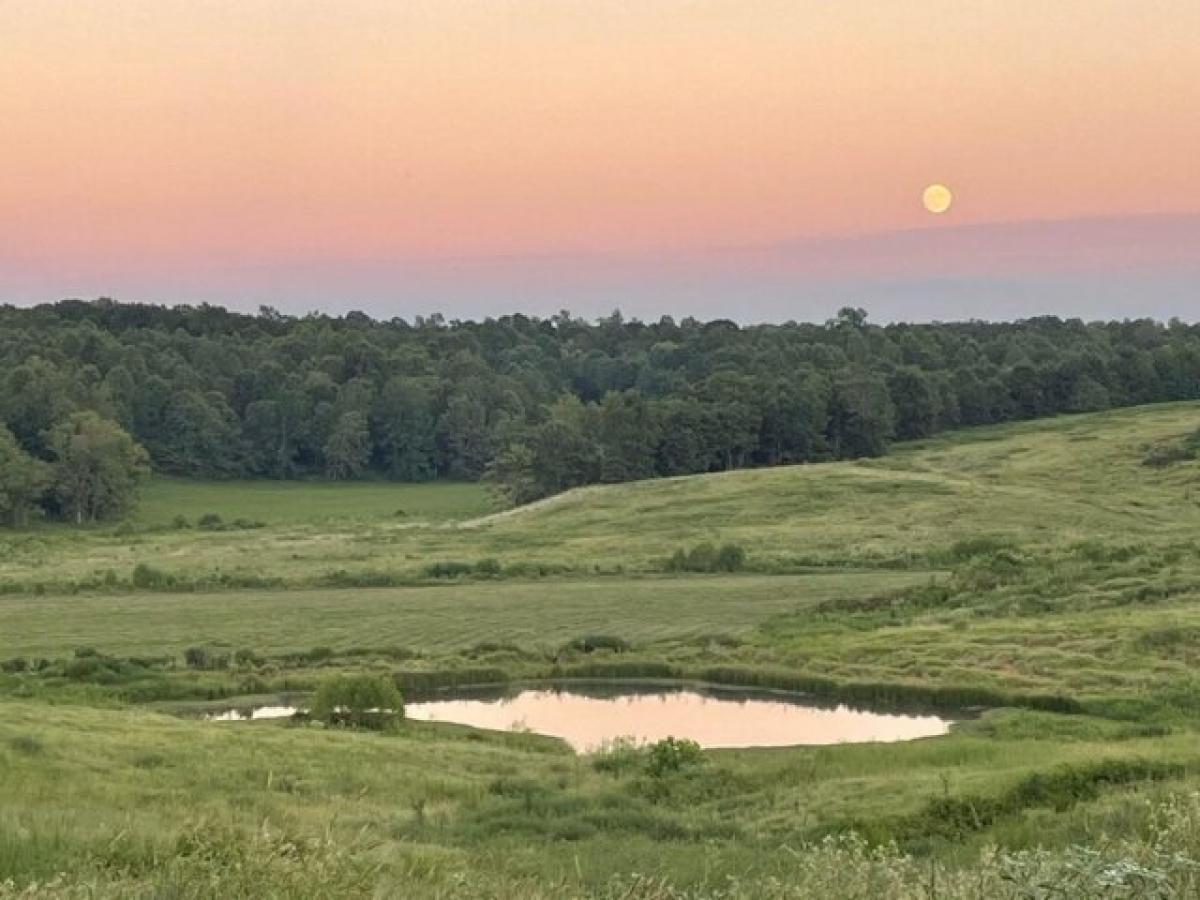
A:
1,1,1197,319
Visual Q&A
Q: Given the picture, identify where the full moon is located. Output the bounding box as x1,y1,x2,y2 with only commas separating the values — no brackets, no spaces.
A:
922,183,953,214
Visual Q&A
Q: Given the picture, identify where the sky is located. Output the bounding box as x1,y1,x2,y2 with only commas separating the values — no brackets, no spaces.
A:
1,0,1197,322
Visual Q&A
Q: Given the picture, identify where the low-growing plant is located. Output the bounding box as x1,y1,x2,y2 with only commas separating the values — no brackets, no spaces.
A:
665,542,748,573
591,737,646,776
131,562,174,589
565,634,631,654
233,648,265,668
422,560,475,579
645,737,706,777
1143,429,1200,467
8,734,44,756
183,646,229,670
473,557,502,576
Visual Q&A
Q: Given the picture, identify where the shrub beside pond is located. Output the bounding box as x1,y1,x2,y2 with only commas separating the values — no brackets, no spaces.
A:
310,674,404,730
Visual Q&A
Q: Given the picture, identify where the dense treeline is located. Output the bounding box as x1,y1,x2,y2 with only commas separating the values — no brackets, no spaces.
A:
1,299,1199,514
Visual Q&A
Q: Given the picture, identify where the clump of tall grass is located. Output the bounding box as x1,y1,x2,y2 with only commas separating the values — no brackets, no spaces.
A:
563,635,631,654
183,646,229,671
1143,429,1200,467
421,560,475,579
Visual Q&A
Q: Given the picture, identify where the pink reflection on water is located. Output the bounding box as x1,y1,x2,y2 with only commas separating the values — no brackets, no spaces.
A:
405,689,950,752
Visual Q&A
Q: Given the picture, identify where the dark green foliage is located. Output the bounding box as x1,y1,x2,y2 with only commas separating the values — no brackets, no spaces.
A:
692,665,1083,714
274,645,340,667
57,650,164,685
46,413,149,523
0,424,50,526
6,301,1200,512
422,560,475,579
197,513,224,530
666,542,747,573
183,646,230,670
873,758,1185,844
309,674,404,729
8,734,43,756
393,667,509,694
233,648,265,667
554,660,678,680
131,563,174,590
473,557,502,576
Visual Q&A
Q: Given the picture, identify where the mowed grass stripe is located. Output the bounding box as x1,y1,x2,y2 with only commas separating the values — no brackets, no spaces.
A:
134,477,494,525
0,573,926,657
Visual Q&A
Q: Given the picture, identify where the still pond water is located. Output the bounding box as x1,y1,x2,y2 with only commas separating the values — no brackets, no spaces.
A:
208,683,952,751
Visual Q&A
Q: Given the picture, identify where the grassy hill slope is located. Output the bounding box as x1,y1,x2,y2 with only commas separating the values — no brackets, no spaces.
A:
2,401,1198,591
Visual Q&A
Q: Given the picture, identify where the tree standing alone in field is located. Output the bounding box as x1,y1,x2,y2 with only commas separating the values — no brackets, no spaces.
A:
48,412,150,524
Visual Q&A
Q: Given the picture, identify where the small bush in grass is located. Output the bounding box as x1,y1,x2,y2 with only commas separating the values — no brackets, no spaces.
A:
8,734,43,756
171,514,191,529
131,562,174,589
184,646,228,670
591,737,646,776
473,557,502,576
1143,429,1200,467
197,512,224,530
716,543,746,572
310,674,404,730
422,560,474,579
566,634,631,654
234,648,265,668
184,646,210,669
665,542,747,573
304,646,334,664
1,657,28,673
646,737,706,777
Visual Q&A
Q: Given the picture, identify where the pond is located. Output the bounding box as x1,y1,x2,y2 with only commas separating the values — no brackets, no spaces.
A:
205,682,953,751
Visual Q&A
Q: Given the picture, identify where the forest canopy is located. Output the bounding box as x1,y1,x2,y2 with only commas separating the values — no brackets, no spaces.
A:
1,299,1199,514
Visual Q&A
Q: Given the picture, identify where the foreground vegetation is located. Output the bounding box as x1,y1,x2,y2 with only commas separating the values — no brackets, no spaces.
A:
4,401,1200,895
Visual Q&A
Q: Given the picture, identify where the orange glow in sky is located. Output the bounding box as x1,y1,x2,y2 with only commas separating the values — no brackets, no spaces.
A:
1,1,1198,315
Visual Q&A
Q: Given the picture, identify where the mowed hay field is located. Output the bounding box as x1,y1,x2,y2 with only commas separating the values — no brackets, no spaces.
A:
5,402,1200,897
132,477,495,525
0,572,926,658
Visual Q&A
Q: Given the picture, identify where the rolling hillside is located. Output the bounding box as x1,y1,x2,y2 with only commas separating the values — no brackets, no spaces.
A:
4,401,1200,897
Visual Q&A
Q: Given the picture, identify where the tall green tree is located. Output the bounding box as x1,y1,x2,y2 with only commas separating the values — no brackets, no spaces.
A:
436,395,493,479
887,367,937,440
827,371,895,458
324,411,371,480
47,413,150,523
0,424,50,526
372,377,437,480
